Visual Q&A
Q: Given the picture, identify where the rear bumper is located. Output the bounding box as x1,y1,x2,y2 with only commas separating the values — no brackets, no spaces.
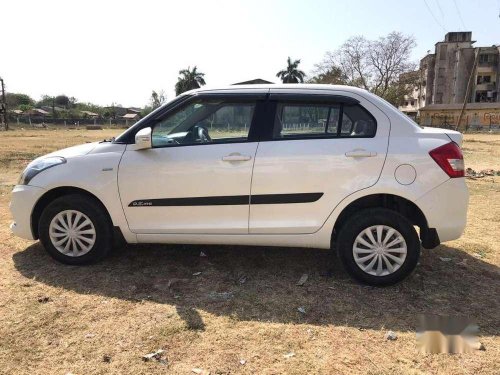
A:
416,178,469,243
9,184,46,240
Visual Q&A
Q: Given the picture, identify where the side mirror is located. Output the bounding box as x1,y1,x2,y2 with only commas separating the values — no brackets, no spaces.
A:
134,127,152,150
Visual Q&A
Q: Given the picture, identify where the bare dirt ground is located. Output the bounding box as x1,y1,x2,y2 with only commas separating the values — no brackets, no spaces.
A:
0,128,499,374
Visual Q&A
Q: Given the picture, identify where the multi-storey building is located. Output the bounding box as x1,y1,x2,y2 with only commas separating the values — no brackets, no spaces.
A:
399,32,500,129
398,71,421,119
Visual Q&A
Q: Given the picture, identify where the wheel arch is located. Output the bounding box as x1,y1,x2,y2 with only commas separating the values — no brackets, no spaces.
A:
31,186,113,240
332,193,439,249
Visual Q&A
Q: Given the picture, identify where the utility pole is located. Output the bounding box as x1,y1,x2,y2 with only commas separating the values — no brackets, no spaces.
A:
455,50,479,132
0,77,8,131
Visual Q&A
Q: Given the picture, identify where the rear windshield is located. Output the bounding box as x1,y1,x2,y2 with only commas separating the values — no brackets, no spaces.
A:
376,94,424,129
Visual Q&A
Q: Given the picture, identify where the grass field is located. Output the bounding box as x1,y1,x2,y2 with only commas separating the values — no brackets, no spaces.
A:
0,128,499,374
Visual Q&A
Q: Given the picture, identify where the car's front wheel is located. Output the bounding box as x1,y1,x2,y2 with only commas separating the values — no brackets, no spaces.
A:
38,194,112,265
336,208,420,286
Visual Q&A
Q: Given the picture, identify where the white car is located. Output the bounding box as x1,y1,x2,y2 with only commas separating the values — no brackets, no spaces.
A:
10,84,468,285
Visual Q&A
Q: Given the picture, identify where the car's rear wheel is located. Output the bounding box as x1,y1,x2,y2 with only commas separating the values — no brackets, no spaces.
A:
39,194,112,265
336,208,420,286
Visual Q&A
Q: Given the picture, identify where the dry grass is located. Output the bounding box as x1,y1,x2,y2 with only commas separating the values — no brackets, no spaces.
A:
461,133,500,171
0,129,499,375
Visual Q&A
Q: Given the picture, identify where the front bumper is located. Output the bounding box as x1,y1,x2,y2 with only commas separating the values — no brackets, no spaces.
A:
416,178,469,243
9,184,46,240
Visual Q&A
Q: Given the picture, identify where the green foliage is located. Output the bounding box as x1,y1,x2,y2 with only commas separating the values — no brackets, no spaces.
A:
276,57,306,83
67,109,82,119
74,102,103,114
36,95,53,107
175,66,206,96
18,104,34,112
54,95,70,107
35,95,76,109
150,90,166,109
385,72,420,106
5,93,34,108
141,106,153,117
308,66,347,85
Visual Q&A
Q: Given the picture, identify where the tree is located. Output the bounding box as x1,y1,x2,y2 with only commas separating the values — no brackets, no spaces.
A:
175,66,206,96
37,95,53,107
150,90,166,109
315,32,417,104
385,71,420,107
5,93,34,108
54,95,70,108
308,65,348,85
276,57,306,83
18,104,34,112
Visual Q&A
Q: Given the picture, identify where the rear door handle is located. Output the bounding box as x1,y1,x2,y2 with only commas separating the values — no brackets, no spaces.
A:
222,153,252,162
345,149,377,157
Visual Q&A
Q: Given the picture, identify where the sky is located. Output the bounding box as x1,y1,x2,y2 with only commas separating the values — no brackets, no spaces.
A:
2,0,500,107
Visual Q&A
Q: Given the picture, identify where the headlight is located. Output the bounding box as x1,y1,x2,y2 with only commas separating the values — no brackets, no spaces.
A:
18,156,66,185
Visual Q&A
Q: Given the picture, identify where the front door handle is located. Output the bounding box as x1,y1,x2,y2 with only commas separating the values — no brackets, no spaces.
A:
222,153,252,162
345,149,377,157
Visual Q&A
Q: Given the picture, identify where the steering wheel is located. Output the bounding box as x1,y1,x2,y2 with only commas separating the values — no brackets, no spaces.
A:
196,125,212,143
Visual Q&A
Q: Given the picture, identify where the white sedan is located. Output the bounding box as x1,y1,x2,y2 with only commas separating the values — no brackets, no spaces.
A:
10,84,468,285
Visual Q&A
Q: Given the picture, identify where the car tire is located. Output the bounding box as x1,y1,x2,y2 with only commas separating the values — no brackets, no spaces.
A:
336,208,420,286
38,194,112,265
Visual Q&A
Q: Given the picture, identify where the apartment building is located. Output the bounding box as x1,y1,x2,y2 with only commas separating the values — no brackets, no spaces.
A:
398,71,421,118
399,32,500,129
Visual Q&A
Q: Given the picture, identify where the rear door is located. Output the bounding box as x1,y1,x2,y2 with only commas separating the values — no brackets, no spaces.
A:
249,90,390,234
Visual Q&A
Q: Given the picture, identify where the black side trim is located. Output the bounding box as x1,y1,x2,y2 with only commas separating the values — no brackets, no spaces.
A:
128,193,323,207
130,195,248,207
251,192,323,204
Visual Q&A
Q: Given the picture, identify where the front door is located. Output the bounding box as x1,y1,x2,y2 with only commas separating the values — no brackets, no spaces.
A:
119,97,260,234
249,90,390,234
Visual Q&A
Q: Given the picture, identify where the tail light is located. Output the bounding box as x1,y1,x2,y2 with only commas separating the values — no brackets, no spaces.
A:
429,142,465,178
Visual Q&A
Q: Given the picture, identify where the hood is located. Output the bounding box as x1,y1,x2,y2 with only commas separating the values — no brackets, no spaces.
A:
41,142,99,160
29,142,99,165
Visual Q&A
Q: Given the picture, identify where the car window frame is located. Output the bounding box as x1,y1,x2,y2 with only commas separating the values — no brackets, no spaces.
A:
116,91,378,145
150,97,257,149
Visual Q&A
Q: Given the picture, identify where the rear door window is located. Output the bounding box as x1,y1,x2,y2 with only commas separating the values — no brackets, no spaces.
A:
273,102,376,139
340,104,377,137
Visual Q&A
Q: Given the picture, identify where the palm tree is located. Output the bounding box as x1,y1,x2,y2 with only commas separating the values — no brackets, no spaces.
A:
175,66,206,96
276,57,306,83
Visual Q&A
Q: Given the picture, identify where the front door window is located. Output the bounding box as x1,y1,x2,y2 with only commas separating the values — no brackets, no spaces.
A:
152,101,255,147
